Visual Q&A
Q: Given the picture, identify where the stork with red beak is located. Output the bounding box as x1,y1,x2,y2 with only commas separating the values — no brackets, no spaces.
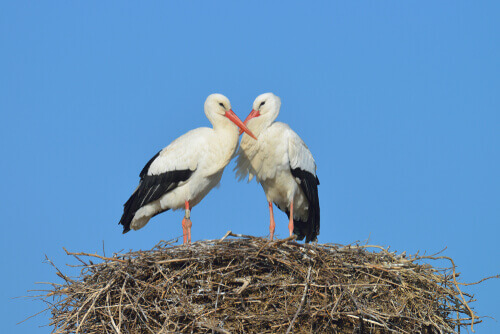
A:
119,94,256,244
235,93,320,243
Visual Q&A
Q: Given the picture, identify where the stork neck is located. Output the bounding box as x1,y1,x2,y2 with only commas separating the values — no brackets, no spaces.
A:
247,115,274,137
213,120,239,137
205,124,239,174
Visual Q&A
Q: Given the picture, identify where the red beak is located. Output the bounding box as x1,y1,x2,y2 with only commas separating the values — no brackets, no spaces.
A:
225,109,257,140
239,109,261,135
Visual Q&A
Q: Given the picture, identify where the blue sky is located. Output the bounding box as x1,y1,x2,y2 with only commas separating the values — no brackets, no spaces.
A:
1,1,499,332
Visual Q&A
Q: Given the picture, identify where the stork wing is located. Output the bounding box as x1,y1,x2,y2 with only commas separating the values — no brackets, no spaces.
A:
119,128,211,233
288,130,316,175
145,128,208,176
288,130,320,243
120,168,193,233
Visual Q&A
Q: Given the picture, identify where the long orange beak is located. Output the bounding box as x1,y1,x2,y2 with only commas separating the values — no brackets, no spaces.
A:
239,109,261,135
225,109,257,140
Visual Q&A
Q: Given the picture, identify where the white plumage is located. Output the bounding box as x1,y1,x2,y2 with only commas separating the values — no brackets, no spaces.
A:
235,93,320,242
119,94,256,243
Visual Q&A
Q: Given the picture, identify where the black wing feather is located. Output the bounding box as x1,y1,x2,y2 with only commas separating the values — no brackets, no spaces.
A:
139,150,161,179
288,168,320,243
119,152,193,233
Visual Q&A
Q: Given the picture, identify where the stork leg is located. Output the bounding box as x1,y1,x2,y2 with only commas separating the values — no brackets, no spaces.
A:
269,202,276,240
182,200,192,244
288,200,294,237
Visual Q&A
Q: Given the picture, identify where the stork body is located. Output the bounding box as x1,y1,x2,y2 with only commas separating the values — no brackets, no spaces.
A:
119,94,256,243
235,93,320,242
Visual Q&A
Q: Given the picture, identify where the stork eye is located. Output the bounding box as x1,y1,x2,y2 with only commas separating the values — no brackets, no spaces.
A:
219,103,225,108
259,101,266,107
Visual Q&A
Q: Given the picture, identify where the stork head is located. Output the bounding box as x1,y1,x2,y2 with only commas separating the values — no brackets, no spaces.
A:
204,94,256,139
240,93,281,135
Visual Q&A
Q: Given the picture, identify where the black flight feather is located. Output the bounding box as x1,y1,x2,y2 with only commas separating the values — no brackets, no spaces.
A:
139,150,161,179
119,152,193,233
282,167,320,243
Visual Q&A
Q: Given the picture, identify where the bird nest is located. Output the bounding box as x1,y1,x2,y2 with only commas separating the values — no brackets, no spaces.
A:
35,232,489,333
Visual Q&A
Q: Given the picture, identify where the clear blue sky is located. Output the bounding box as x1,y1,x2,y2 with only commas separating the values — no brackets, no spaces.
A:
1,1,499,332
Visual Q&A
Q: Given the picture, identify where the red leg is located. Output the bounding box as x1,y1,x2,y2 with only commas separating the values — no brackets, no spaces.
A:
288,200,294,237
182,200,192,244
269,202,276,240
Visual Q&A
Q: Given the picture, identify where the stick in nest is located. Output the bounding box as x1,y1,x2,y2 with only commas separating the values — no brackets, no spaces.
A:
286,266,312,334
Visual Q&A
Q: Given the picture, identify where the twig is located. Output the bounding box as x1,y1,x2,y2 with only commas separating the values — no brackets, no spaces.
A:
345,314,399,332
286,266,312,334
106,292,121,334
274,234,298,246
154,258,195,264
457,274,500,286
218,230,233,242
423,256,476,332
234,277,251,294
196,322,231,334
215,282,221,311
63,247,127,264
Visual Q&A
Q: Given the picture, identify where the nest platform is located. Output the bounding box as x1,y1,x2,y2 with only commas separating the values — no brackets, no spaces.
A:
38,232,486,333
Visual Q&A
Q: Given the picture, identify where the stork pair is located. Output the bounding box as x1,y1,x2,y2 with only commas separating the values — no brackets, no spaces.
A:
119,93,320,244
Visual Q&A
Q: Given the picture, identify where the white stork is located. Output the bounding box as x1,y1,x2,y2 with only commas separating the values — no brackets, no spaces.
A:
235,93,320,243
119,94,256,244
